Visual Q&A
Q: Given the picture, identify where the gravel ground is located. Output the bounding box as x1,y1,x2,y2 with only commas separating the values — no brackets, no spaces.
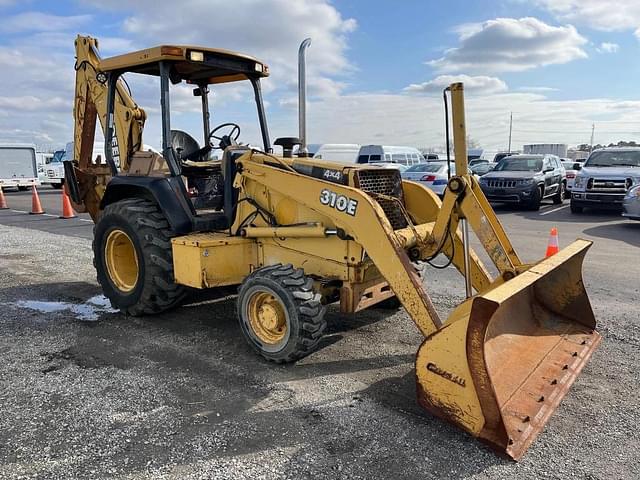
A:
0,222,638,479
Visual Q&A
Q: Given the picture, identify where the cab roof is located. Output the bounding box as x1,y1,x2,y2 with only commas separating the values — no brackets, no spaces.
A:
99,45,269,85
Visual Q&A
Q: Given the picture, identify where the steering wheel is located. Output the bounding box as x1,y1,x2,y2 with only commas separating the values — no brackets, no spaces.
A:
208,122,241,150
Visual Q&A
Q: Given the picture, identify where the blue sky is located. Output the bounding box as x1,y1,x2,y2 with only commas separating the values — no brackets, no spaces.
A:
1,0,640,153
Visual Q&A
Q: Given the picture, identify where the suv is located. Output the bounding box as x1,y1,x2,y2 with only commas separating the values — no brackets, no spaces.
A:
478,154,566,210
570,147,640,213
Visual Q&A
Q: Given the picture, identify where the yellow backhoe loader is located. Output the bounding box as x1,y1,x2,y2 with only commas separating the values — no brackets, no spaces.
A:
66,35,601,459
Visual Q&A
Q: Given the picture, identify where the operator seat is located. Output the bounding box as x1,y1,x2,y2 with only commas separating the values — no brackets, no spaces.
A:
170,130,201,161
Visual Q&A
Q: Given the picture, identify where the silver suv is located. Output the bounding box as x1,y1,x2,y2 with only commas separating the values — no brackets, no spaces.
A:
570,148,640,213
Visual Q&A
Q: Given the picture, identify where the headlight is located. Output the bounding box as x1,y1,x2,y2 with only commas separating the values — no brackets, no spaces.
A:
626,185,640,198
519,178,534,185
574,176,585,188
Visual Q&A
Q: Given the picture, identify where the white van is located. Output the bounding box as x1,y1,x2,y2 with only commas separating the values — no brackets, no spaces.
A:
313,144,361,164
0,144,40,190
357,145,424,166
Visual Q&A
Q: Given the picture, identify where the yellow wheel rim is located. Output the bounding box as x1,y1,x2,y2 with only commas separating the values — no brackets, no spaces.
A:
247,291,288,345
104,229,139,293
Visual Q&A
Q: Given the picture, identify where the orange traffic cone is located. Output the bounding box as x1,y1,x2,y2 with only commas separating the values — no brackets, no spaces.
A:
29,185,45,215
545,227,559,257
0,186,8,210
60,185,77,219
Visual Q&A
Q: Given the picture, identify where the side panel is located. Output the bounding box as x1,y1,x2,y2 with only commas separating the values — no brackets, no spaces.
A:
172,234,258,288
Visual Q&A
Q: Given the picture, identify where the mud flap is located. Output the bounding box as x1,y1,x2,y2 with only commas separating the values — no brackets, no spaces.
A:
415,239,601,460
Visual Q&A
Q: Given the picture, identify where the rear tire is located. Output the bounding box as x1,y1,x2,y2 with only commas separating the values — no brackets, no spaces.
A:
527,186,542,211
93,198,186,316
52,182,63,190
552,182,565,204
237,264,326,363
570,202,583,214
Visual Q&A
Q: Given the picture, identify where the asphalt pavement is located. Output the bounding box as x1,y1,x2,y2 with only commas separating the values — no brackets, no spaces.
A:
0,188,638,479
0,187,93,239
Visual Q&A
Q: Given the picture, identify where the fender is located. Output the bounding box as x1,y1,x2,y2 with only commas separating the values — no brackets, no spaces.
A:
101,176,195,234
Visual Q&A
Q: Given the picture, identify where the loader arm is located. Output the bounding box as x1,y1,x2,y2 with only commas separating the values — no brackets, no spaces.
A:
237,154,476,338
71,35,146,218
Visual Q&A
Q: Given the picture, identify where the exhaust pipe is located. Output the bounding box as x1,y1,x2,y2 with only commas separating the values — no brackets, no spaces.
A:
298,38,311,157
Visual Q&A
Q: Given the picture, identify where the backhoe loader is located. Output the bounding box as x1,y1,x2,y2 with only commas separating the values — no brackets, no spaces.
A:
66,35,600,459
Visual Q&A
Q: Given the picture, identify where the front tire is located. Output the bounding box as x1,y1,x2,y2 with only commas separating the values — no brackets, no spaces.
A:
237,264,326,363
527,186,542,211
553,181,565,204
93,198,186,316
570,202,584,213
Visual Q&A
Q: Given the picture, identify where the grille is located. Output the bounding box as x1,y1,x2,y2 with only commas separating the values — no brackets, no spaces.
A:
588,178,631,193
354,169,407,229
486,179,519,188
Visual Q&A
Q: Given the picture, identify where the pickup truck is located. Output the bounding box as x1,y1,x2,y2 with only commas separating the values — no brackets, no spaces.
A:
41,149,66,188
570,147,640,213
0,143,40,190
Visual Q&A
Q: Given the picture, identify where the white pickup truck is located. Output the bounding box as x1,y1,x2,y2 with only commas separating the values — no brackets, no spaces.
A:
570,147,640,213
40,149,66,188
0,144,41,190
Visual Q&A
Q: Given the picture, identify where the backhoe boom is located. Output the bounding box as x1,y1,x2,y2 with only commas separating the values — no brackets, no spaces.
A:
71,35,146,218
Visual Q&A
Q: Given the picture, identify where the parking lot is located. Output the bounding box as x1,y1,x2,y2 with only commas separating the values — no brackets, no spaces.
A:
1,186,639,479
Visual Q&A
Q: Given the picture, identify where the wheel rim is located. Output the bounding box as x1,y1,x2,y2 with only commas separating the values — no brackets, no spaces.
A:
104,229,139,293
246,290,288,345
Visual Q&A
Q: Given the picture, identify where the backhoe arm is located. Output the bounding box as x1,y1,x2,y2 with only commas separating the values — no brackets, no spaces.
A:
71,35,146,218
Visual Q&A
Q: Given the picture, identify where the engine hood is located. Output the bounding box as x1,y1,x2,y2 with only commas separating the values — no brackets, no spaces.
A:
481,170,539,179
579,166,640,178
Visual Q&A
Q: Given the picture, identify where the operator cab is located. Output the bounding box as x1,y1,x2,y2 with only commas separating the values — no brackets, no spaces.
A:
99,44,273,230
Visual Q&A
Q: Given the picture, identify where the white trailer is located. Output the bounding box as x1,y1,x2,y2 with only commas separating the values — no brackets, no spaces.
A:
523,143,568,158
0,144,40,190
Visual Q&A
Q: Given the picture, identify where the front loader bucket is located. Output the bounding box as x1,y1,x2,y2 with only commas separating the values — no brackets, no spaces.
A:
415,239,601,460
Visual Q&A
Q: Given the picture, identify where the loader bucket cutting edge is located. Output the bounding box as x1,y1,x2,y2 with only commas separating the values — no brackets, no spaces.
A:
415,239,601,460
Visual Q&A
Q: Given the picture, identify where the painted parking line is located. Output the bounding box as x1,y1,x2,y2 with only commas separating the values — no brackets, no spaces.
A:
78,218,93,222
539,205,569,216
10,209,28,213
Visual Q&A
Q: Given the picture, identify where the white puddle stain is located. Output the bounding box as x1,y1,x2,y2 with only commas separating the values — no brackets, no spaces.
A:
15,295,118,322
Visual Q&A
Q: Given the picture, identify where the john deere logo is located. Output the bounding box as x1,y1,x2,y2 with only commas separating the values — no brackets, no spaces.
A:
426,362,466,387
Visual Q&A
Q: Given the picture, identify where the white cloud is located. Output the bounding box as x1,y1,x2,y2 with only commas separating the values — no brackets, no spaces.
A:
0,96,69,112
535,0,640,32
405,75,507,95
596,42,620,53
93,0,357,99
0,1,356,148
0,12,92,33
265,92,640,152
518,86,559,92
429,17,588,73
